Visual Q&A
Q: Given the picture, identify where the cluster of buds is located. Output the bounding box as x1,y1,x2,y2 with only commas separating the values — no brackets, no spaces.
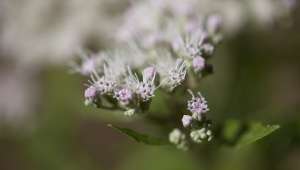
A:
185,90,213,143
190,127,213,143
169,90,213,150
169,129,188,151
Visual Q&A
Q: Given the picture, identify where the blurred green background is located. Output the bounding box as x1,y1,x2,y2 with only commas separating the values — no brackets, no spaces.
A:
0,1,300,170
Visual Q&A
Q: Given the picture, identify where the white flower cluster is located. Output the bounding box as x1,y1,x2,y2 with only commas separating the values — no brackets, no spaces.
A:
116,0,295,47
71,0,295,150
71,0,222,150
73,11,221,117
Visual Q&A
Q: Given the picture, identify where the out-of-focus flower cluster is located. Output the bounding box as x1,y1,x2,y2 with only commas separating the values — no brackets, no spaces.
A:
116,0,295,47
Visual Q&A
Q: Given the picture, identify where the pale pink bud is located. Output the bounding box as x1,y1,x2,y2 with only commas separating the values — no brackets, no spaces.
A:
207,15,222,34
84,86,97,98
143,66,156,82
192,56,205,72
182,115,193,128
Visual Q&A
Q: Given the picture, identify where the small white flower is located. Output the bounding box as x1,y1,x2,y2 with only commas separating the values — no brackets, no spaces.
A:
126,67,156,101
168,59,187,90
89,72,116,95
137,82,155,101
172,29,209,59
158,57,187,91
95,78,116,95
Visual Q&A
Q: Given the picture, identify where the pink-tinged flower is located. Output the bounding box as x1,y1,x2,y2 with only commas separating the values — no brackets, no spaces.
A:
93,77,116,95
201,43,214,55
114,88,133,105
137,82,155,101
192,56,205,72
182,115,193,128
143,66,156,82
84,86,97,99
187,90,209,116
126,67,156,101
167,59,187,90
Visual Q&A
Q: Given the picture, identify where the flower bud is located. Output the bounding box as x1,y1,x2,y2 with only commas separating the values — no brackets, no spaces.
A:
84,86,97,99
192,56,205,72
182,115,193,127
202,43,214,56
207,15,222,34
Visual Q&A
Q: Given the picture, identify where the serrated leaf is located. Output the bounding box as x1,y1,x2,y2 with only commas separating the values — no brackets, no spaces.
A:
108,124,170,145
236,122,280,149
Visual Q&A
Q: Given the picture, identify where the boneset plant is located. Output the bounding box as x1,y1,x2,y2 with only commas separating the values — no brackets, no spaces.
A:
70,0,294,150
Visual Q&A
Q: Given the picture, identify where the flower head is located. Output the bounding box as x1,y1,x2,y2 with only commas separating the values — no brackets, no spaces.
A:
137,82,155,101
168,59,187,89
114,88,133,105
126,67,156,101
158,58,187,91
89,71,116,95
187,90,209,120
95,77,116,95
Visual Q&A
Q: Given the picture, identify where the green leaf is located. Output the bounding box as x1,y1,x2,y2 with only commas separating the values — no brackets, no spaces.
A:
222,119,242,143
235,122,280,149
108,124,170,145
